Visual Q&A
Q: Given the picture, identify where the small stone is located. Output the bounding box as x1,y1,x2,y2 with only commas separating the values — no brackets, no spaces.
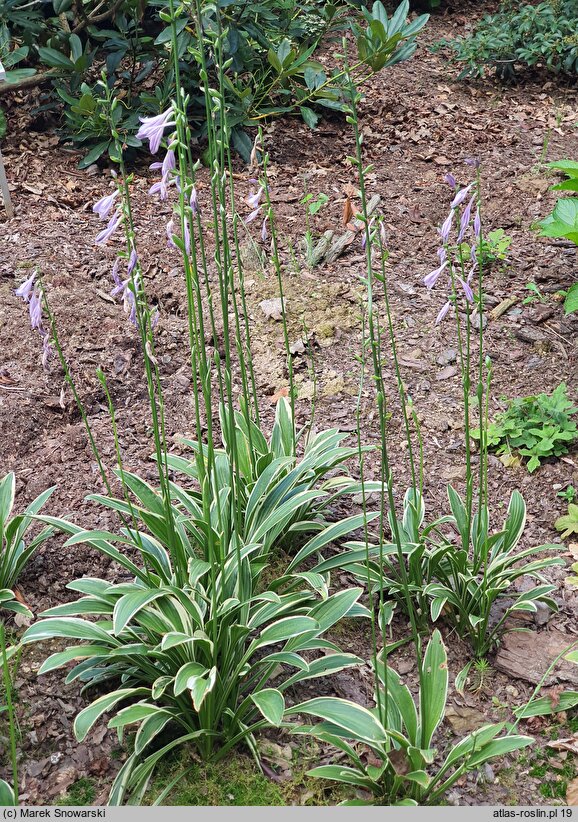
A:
437,365,458,380
484,763,496,783
436,348,457,366
471,312,487,330
85,164,100,176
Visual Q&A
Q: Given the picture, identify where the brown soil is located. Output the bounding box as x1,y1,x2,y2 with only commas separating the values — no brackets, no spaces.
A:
0,1,577,807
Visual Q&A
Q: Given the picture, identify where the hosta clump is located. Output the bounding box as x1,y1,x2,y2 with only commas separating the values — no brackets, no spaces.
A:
287,631,532,805
159,397,373,563
329,487,563,657
20,400,375,803
0,472,55,616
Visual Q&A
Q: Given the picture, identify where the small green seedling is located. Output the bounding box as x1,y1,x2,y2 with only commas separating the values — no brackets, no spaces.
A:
300,192,329,269
557,485,576,503
522,281,547,305
555,504,578,540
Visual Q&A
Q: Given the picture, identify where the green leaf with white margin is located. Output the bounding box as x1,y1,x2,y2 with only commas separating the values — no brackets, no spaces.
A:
514,691,578,718
419,629,448,749
307,588,363,632
74,688,150,741
113,589,168,635
108,703,170,729
306,765,376,789
252,616,319,650
251,688,285,726
174,662,206,696
0,779,15,806
21,617,115,646
135,711,174,756
0,472,15,528
287,513,380,572
455,661,473,695
38,644,113,675
282,653,362,690
466,735,533,768
286,697,388,744
188,666,216,712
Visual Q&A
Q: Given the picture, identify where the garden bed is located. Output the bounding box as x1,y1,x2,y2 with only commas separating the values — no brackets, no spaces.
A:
0,1,578,806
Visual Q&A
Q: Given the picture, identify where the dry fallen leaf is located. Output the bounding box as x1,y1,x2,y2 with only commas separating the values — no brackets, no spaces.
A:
549,735,578,756
270,386,289,404
566,776,578,805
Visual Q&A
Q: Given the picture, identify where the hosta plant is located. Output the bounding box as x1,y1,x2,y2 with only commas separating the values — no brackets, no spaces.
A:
0,472,55,616
21,422,375,803
287,631,532,805
159,396,376,564
327,486,563,657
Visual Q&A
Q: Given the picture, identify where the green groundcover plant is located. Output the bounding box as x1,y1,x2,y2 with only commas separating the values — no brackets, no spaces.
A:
473,383,578,473
436,0,578,81
537,160,578,315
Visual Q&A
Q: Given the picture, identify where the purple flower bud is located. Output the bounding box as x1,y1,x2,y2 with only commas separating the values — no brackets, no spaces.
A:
184,219,191,254
457,195,476,243
424,260,448,290
444,173,457,189
190,187,198,214
15,270,36,302
95,209,122,245
148,180,167,200
151,309,159,329
458,277,474,303
136,107,176,155
379,222,387,246
92,190,118,220
261,217,268,242
125,289,137,326
166,218,176,248
450,183,474,210
29,290,43,330
470,244,478,265
474,208,481,238
127,248,138,277
439,211,454,244
437,246,447,264
465,157,481,168
435,300,452,325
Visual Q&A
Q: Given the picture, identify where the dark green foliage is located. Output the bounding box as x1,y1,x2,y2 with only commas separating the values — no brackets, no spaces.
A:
474,383,578,472
0,0,428,163
436,0,578,80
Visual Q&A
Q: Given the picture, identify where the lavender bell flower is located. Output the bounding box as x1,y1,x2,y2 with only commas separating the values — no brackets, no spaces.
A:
14,270,36,302
444,173,457,189
190,187,198,215
127,247,138,277
96,209,122,245
29,290,43,330
424,260,448,289
450,183,474,210
148,149,176,200
458,277,474,303
184,219,191,254
166,218,176,248
245,207,261,224
437,246,447,264
457,195,476,243
261,217,268,242
247,187,263,210
136,107,176,155
474,207,481,238
435,300,452,325
111,258,122,288
465,157,481,169
92,190,118,220
439,211,454,244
